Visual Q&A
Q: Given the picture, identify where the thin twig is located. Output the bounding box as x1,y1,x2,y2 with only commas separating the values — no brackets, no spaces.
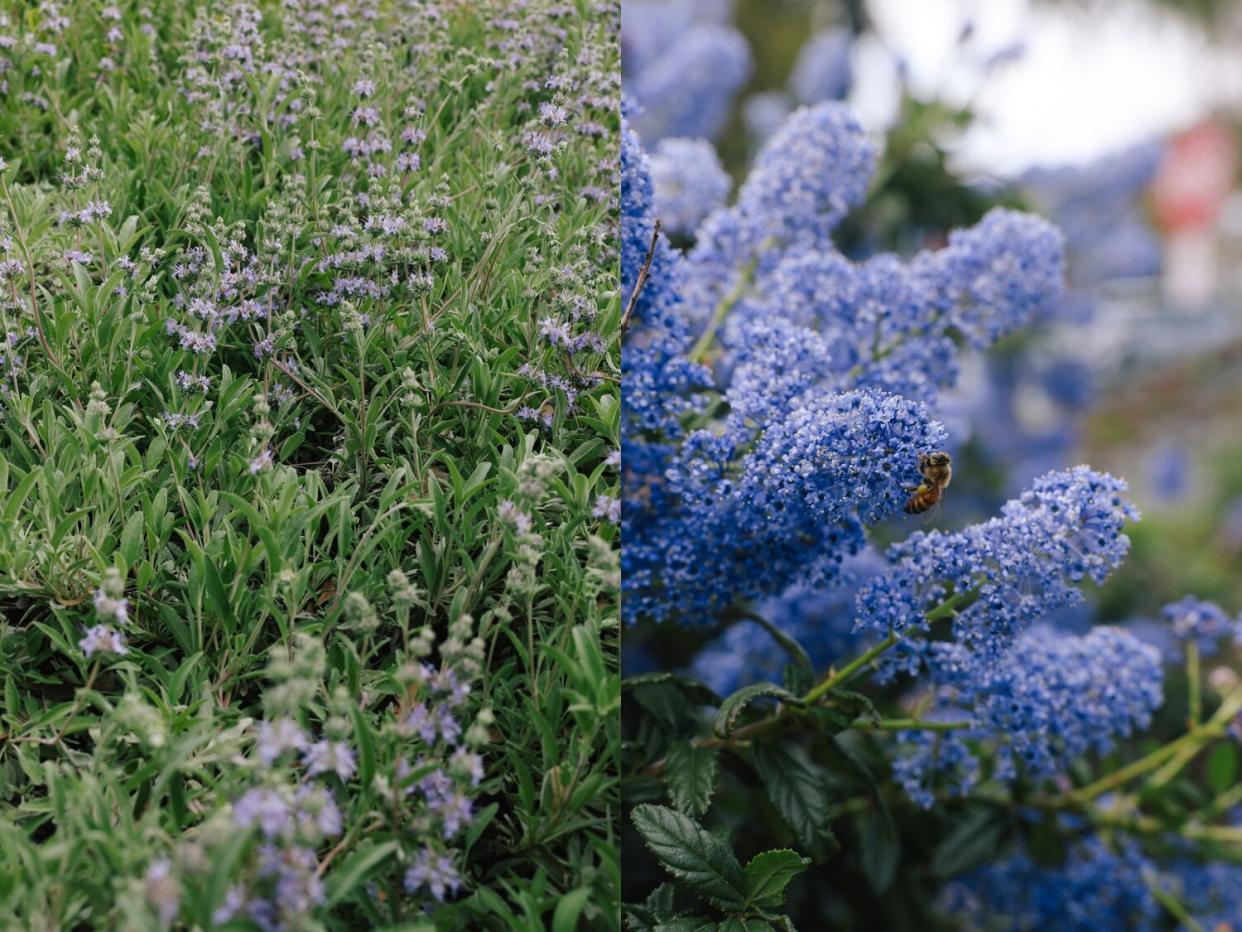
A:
620,219,660,336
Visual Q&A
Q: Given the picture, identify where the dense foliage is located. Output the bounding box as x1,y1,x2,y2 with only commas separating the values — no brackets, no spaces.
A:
0,1,620,929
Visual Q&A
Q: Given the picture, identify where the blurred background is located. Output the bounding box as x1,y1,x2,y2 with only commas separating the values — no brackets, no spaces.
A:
623,0,1242,630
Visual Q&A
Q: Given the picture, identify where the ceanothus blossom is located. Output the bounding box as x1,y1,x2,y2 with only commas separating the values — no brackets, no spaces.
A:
1163,596,1240,657
856,467,1137,664
628,24,751,144
894,626,1162,805
648,137,730,238
788,28,852,106
940,834,1160,930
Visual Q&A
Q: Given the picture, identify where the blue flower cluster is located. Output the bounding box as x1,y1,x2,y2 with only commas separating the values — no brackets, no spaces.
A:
895,626,1162,806
940,835,1161,931
1162,595,1241,656
622,98,1069,626
1023,141,1163,287
622,1,750,144
857,467,1138,662
943,834,1242,930
648,137,731,238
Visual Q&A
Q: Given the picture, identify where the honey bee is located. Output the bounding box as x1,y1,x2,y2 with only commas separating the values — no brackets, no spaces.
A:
904,451,952,515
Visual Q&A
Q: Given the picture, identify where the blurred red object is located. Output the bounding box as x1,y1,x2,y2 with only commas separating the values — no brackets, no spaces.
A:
1151,120,1238,234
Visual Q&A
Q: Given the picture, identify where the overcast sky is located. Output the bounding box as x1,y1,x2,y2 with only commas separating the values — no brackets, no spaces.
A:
852,0,1242,176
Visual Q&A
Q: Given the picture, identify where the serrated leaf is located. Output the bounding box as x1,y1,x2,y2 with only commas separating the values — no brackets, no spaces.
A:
666,743,719,816
623,672,723,707
631,804,746,911
855,806,899,893
655,919,718,932
714,683,802,738
931,807,1006,878
645,883,677,918
750,743,831,851
743,849,810,909
718,920,776,932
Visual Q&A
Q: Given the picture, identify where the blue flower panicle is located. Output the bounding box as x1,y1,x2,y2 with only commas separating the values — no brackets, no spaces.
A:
649,137,731,238
788,28,853,106
625,388,945,624
1162,595,1240,657
857,466,1137,657
630,25,751,144
940,835,1161,931
896,626,1163,805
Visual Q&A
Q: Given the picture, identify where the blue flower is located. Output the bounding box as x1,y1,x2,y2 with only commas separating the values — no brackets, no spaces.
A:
628,25,751,143
788,28,852,105
857,467,1137,662
940,835,1161,930
649,137,731,238
1163,596,1240,657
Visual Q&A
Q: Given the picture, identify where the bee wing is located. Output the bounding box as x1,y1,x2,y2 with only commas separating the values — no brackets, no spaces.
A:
922,490,947,525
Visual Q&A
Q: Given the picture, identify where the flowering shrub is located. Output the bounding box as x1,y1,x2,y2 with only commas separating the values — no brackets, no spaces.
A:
620,51,1242,932
0,1,619,928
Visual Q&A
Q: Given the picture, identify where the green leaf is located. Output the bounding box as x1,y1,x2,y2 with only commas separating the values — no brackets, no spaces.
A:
714,683,802,738
551,887,592,932
856,806,899,893
718,920,776,932
666,743,719,817
203,826,253,924
464,801,499,855
931,807,1006,878
631,804,746,911
655,919,719,932
349,702,376,786
623,672,722,707
1208,741,1238,795
324,840,401,907
742,849,810,909
119,510,144,567
203,558,236,634
750,743,832,851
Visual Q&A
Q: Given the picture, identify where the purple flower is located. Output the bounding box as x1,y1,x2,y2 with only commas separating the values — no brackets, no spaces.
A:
234,787,291,839
592,494,620,523
303,740,357,781
79,624,127,658
403,848,461,902
256,718,308,767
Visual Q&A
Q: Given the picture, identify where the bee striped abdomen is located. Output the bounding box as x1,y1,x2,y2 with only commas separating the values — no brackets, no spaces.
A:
904,484,941,514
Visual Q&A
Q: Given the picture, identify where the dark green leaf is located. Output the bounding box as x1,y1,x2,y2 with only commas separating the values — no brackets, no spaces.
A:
750,743,832,851
737,612,814,691
666,743,719,817
742,848,810,909
623,672,722,707
856,806,899,893
551,887,592,932
714,683,802,739
324,840,401,907
631,804,746,911
932,807,1006,878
